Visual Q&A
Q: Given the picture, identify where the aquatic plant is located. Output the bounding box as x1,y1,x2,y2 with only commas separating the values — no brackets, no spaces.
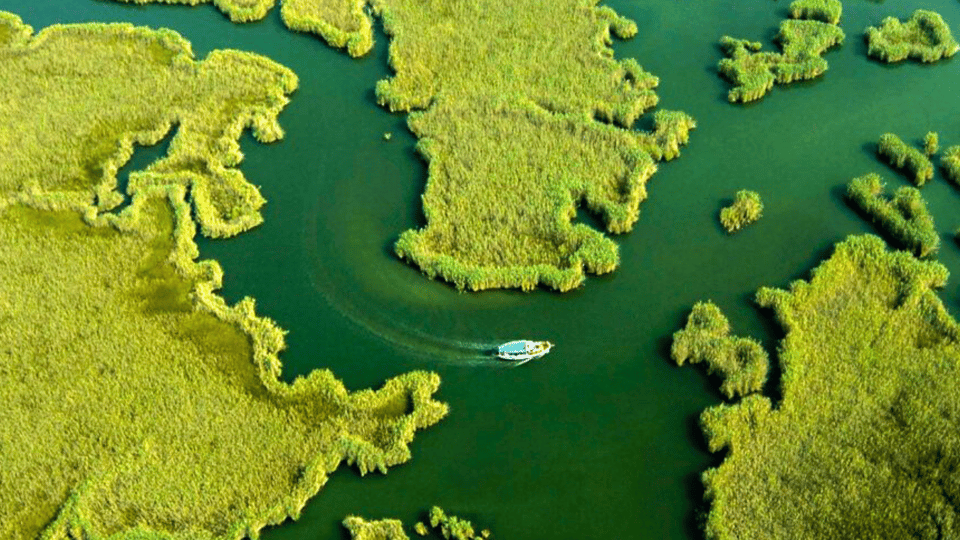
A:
877,132,935,186
344,516,410,540
719,190,763,233
789,0,842,25
106,0,276,22
924,131,939,156
942,145,960,185
672,302,769,399
866,9,959,63
414,522,429,536
0,12,297,238
104,0,695,292
719,18,844,102
683,235,960,539
846,173,938,257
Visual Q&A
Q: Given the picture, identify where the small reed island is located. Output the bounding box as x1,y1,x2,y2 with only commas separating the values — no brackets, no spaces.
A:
719,190,763,233
866,9,959,63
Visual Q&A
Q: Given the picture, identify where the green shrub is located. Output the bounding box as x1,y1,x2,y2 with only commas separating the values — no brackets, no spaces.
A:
846,174,938,257
719,190,763,233
866,10,960,63
877,133,934,186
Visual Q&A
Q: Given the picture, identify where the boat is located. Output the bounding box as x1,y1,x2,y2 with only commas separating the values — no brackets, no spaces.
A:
496,340,554,365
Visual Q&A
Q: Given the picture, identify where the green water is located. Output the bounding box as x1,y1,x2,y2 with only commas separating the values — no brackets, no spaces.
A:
6,0,960,537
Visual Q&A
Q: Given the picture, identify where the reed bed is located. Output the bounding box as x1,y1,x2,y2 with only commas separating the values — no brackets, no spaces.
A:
719,190,763,233
344,516,410,539
107,0,276,21
343,508,490,540
866,9,959,63
683,235,960,539
924,131,939,156
719,18,844,102
105,0,695,291
0,12,297,238
0,186,448,540
877,132,935,186
789,0,842,25
846,174,938,257
943,145,960,185
672,301,769,399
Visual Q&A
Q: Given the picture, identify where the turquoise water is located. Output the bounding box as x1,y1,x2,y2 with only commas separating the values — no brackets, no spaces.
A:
5,0,960,537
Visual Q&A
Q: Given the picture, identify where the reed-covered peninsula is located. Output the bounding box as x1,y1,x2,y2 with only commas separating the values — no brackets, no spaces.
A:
107,0,696,292
718,7,844,103
877,132,935,186
680,235,960,539
0,11,297,238
0,15,447,540
719,190,763,233
866,9,959,63
846,173,938,257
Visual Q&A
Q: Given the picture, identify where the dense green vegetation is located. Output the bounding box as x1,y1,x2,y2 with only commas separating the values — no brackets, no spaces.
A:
943,145,960,185
866,9,959,63
343,507,491,540
924,131,939,156
878,132,935,186
789,0,842,25
105,0,696,292
0,12,297,238
718,15,844,103
846,173,938,257
0,15,447,540
719,190,763,233
109,0,276,22
681,235,960,539
671,302,769,399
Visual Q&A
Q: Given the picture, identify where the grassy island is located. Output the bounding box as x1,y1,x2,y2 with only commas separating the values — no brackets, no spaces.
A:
789,0,842,25
718,16,844,103
679,235,960,539
0,15,447,540
866,9,959,63
344,507,490,540
719,190,763,233
106,0,696,292
846,174,938,257
942,145,960,185
924,131,939,156
672,302,769,399
877,133,935,186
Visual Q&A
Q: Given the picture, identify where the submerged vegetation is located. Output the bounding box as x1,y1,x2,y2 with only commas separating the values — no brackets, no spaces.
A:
672,302,769,399
682,235,960,539
866,9,959,63
106,0,695,292
343,507,491,540
718,11,844,103
878,132,935,186
0,12,297,238
0,15,447,540
719,190,763,233
846,174,938,257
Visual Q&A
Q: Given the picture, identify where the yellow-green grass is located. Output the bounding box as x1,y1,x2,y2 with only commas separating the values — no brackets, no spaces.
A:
104,0,696,292
672,302,769,399
684,235,960,539
719,19,844,103
924,131,939,156
866,9,959,63
846,173,938,258
344,516,411,540
718,190,763,233
878,132,935,186
943,145,960,186
0,12,297,238
789,0,842,25
344,507,490,540
0,186,448,540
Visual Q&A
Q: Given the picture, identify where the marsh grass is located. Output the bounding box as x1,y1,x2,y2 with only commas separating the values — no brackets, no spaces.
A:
866,9,959,63
789,0,842,25
942,145,960,185
924,131,939,156
0,12,297,239
718,18,844,103
846,173,938,257
343,507,491,540
684,235,960,539
104,0,696,292
719,190,763,233
344,516,411,539
877,132,934,186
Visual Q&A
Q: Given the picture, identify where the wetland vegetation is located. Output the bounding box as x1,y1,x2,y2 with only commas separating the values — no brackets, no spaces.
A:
343,507,490,540
846,173,938,257
679,235,960,539
718,190,763,233
924,131,939,156
0,14,447,540
943,145,960,185
877,132,935,186
789,0,842,25
866,9,959,63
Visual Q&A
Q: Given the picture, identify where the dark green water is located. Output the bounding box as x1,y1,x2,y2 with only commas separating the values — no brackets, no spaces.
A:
6,0,960,537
